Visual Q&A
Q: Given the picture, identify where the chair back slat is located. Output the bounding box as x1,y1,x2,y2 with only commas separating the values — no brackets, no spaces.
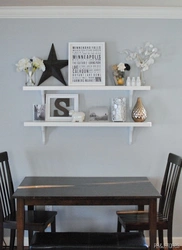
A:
0,152,15,221
159,153,182,220
0,162,11,217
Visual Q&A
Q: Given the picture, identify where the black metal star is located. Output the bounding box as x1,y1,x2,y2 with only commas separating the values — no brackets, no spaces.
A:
38,44,68,86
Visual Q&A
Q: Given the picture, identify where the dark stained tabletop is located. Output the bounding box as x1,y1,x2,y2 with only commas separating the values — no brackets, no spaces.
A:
14,176,160,250
13,176,160,200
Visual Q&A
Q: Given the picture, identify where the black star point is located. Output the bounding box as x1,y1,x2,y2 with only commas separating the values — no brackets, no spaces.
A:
38,43,68,86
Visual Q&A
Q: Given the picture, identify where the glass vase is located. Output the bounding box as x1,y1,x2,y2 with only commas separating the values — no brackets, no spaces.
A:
113,68,125,86
26,70,35,86
111,97,126,122
139,70,146,86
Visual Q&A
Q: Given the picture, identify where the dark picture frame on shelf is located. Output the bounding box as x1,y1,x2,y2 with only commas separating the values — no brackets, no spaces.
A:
68,42,105,86
45,94,79,122
33,104,45,121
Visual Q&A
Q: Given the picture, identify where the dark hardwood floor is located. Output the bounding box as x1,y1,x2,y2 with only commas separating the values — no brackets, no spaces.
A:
3,247,182,250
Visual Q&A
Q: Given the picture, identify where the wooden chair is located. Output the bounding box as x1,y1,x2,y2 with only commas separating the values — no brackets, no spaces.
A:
0,151,57,250
116,153,182,250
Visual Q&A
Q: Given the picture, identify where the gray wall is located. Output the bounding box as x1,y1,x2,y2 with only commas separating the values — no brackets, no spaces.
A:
0,18,182,237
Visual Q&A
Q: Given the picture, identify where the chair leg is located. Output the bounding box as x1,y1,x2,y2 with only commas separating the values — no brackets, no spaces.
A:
51,218,56,232
117,217,122,232
0,225,3,250
167,227,173,250
9,229,16,250
28,230,34,246
158,229,164,250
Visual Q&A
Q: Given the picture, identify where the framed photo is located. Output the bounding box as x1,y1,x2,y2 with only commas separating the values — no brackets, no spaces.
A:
89,106,109,122
45,94,79,121
33,104,45,121
68,42,105,86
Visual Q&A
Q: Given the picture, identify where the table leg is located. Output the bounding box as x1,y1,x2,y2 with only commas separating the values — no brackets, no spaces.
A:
149,199,157,250
17,198,24,250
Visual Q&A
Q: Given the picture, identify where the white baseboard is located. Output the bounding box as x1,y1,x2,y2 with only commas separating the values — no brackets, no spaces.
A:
3,236,182,247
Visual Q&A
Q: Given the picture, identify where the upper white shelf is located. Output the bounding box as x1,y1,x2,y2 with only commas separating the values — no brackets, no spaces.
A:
23,86,151,91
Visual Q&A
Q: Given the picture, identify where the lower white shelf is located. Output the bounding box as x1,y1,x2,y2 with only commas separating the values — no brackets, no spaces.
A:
24,121,152,144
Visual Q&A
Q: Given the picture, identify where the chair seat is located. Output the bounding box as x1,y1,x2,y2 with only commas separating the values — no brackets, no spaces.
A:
4,210,57,231
30,232,148,250
117,211,168,231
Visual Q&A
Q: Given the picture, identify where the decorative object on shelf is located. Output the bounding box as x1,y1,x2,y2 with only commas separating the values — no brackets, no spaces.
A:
68,42,105,86
69,110,85,122
111,97,126,122
33,104,45,121
123,42,160,85
132,97,147,122
38,44,68,86
112,63,130,86
136,77,141,86
45,94,78,121
89,106,108,121
16,57,45,86
131,77,135,86
126,76,141,86
126,77,131,86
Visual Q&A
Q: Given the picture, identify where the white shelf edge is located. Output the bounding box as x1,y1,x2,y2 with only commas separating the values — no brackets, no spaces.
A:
0,6,182,19
23,86,151,91
24,121,152,127
25,121,152,144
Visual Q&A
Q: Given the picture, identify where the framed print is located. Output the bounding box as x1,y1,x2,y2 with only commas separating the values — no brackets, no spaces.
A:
45,94,79,121
68,42,105,86
33,104,45,121
89,106,109,122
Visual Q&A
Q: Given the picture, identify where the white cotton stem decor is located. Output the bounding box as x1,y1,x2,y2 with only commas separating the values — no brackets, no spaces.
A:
123,42,160,85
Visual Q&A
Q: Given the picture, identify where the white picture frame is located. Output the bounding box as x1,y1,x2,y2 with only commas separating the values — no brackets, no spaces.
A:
45,94,79,121
68,42,105,86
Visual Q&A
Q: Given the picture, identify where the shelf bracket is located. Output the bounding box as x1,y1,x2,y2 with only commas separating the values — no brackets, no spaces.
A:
129,127,134,144
41,90,46,104
41,127,46,144
129,90,133,110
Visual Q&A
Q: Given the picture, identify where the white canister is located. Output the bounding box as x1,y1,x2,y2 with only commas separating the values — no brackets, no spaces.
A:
111,98,126,122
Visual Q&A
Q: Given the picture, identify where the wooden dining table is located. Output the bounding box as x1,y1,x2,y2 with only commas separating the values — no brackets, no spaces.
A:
13,176,161,250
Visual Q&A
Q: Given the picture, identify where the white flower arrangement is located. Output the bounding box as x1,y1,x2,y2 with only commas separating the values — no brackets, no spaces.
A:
123,42,160,72
16,57,45,74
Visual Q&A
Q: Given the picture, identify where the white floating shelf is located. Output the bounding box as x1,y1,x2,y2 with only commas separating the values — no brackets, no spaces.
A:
23,86,151,91
24,121,152,145
23,85,151,110
23,86,152,144
24,121,152,127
